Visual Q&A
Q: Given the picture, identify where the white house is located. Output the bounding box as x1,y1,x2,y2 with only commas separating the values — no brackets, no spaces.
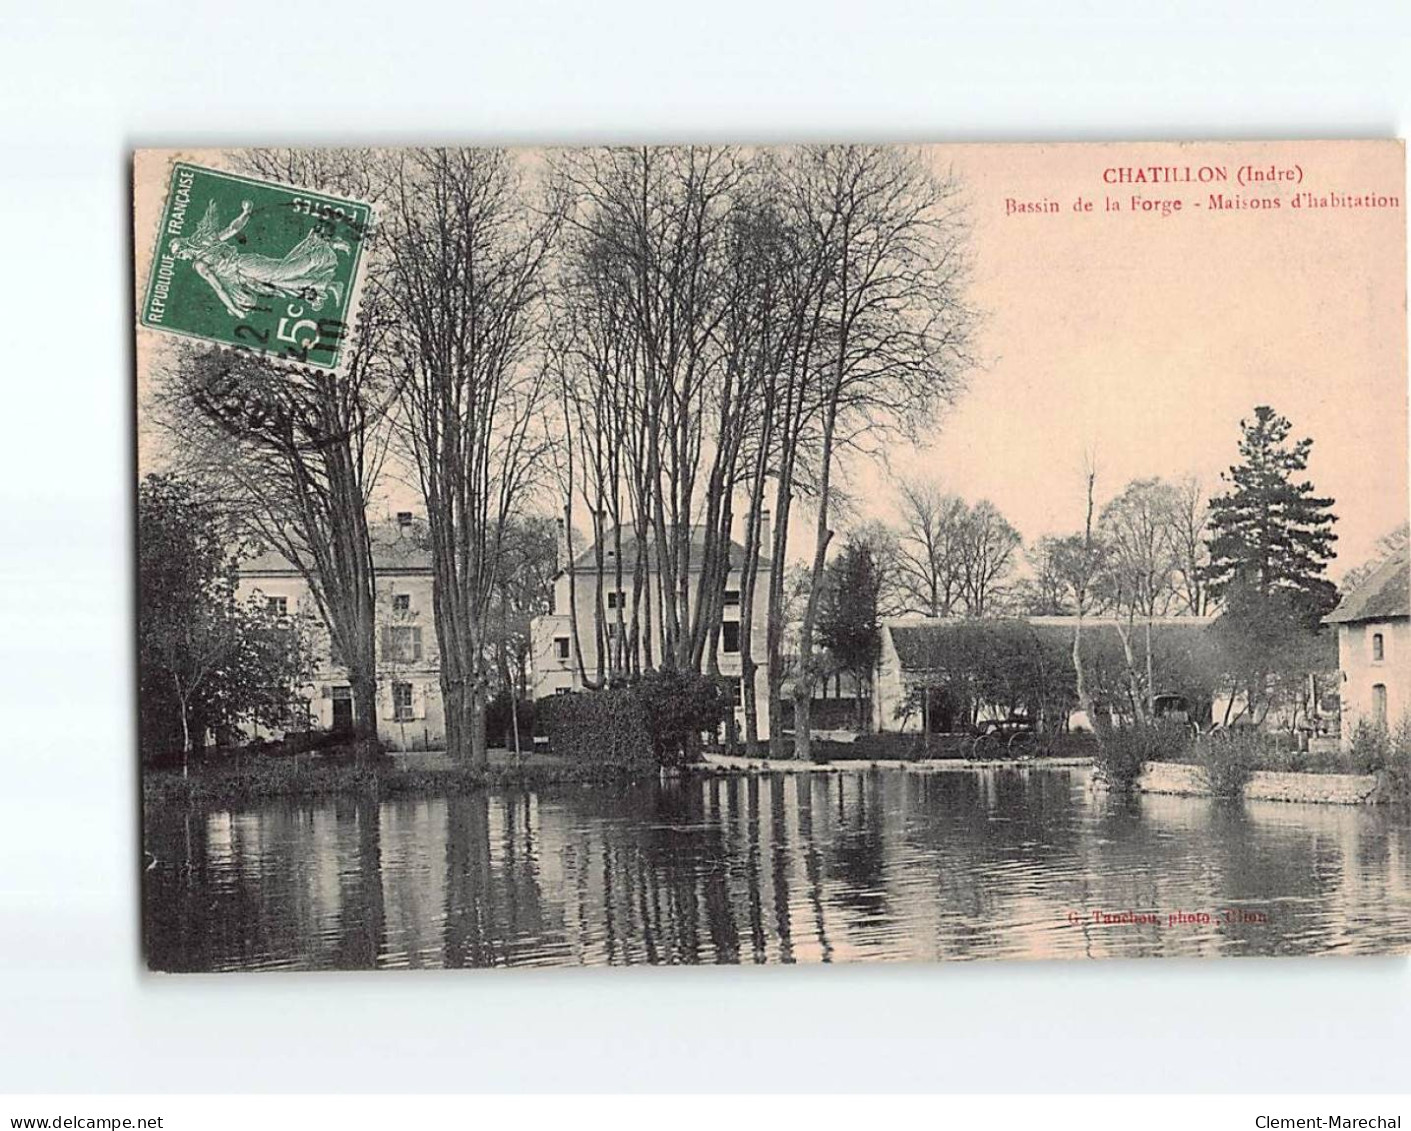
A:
236,512,445,752
1325,545,1410,744
872,613,1221,734
529,516,774,738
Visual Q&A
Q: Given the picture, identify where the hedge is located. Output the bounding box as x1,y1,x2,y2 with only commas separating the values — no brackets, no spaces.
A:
536,687,654,766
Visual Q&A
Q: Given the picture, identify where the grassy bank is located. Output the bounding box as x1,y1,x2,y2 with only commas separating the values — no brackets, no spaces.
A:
1093,719,1411,803
143,750,653,809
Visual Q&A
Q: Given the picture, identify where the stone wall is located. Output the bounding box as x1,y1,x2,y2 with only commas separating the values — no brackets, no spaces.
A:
1130,761,1383,805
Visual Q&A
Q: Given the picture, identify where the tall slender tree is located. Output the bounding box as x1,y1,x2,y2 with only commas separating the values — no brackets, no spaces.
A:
156,148,393,745
1205,405,1338,722
380,148,562,765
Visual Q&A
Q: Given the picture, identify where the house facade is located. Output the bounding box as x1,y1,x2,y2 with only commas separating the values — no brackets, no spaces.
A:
1325,546,1410,745
529,517,774,738
872,614,1221,734
236,513,445,752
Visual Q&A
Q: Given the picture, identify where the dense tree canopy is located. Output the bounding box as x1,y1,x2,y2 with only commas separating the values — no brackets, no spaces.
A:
138,474,309,765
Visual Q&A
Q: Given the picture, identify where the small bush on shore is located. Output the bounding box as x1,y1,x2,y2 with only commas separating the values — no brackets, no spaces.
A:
1359,715,1411,802
1349,718,1393,774
1093,726,1152,789
1092,721,1193,789
1196,730,1258,799
634,669,730,768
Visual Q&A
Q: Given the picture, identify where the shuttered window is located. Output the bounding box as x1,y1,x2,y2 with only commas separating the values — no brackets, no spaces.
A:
382,625,423,663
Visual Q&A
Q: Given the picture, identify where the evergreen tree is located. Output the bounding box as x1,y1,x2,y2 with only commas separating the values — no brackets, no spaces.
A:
1204,406,1338,723
818,540,884,731
1205,405,1339,624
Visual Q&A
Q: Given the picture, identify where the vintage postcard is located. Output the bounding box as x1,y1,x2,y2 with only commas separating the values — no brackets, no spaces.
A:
135,141,1409,970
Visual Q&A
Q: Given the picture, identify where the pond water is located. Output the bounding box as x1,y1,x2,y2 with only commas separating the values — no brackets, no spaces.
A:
143,769,1411,970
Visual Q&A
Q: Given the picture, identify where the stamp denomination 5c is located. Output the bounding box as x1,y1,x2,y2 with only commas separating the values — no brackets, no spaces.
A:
139,162,373,371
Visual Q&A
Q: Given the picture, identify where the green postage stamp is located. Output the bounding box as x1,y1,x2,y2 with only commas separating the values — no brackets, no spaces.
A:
139,162,373,371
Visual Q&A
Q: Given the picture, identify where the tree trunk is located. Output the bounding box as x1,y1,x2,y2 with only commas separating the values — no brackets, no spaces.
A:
350,669,378,758
470,683,488,766
792,689,813,763
177,683,192,779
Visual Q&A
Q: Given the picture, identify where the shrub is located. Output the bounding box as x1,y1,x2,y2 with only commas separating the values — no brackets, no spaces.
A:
1093,725,1153,789
634,669,730,768
1252,743,1351,775
535,688,653,767
1195,730,1258,799
1381,715,1411,803
1348,717,1393,774
535,670,729,769
1138,720,1197,764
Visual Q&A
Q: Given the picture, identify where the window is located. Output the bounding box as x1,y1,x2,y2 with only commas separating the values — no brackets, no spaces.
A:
393,681,414,721
723,590,740,607
331,685,352,701
1372,684,1388,726
729,677,744,707
606,589,626,609
1372,632,1385,662
392,593,411,613
381,624,423,663
721,621,741,654
266,596,288,617
396,511,413,528
555,636,570,660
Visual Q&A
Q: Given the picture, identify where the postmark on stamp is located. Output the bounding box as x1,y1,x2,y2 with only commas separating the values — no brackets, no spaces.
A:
139,162,373,371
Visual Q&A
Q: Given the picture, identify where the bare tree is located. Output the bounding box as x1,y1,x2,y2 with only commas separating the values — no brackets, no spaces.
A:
154,148,394,747
1170,475,1212,615
1023,535,1074,615
379,148,562,765
551,146,746,683
1071,458,1103,742
1100,477,1185,719
892,479,970,616
959,499,1021,615
783,146,977,761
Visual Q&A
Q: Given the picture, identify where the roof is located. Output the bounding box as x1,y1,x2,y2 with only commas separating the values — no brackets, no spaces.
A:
887,616,1218,672
1325,546,1410,625
238,525,431,575
568,525,765,574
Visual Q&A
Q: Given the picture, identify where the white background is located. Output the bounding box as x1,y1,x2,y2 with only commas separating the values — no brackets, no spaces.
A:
1,0,1409,1095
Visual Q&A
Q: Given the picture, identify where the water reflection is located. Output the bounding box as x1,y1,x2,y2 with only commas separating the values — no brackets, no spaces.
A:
144,769,1411,971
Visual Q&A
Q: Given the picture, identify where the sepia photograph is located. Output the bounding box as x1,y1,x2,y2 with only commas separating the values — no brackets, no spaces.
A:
133,140,1409,971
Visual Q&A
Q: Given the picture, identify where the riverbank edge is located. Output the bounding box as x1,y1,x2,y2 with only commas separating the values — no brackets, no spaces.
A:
698,753,1096,774
142,758,656,809
142,752,1393,808
1119,761,1387,805
699,754,1394,805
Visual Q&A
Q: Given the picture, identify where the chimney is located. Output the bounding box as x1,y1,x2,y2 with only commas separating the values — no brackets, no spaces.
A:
555,515,568,572
758,507,772,557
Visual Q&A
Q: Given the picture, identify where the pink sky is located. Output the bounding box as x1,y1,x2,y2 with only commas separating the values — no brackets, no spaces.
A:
137,141,1407,575
844,139,1407,576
